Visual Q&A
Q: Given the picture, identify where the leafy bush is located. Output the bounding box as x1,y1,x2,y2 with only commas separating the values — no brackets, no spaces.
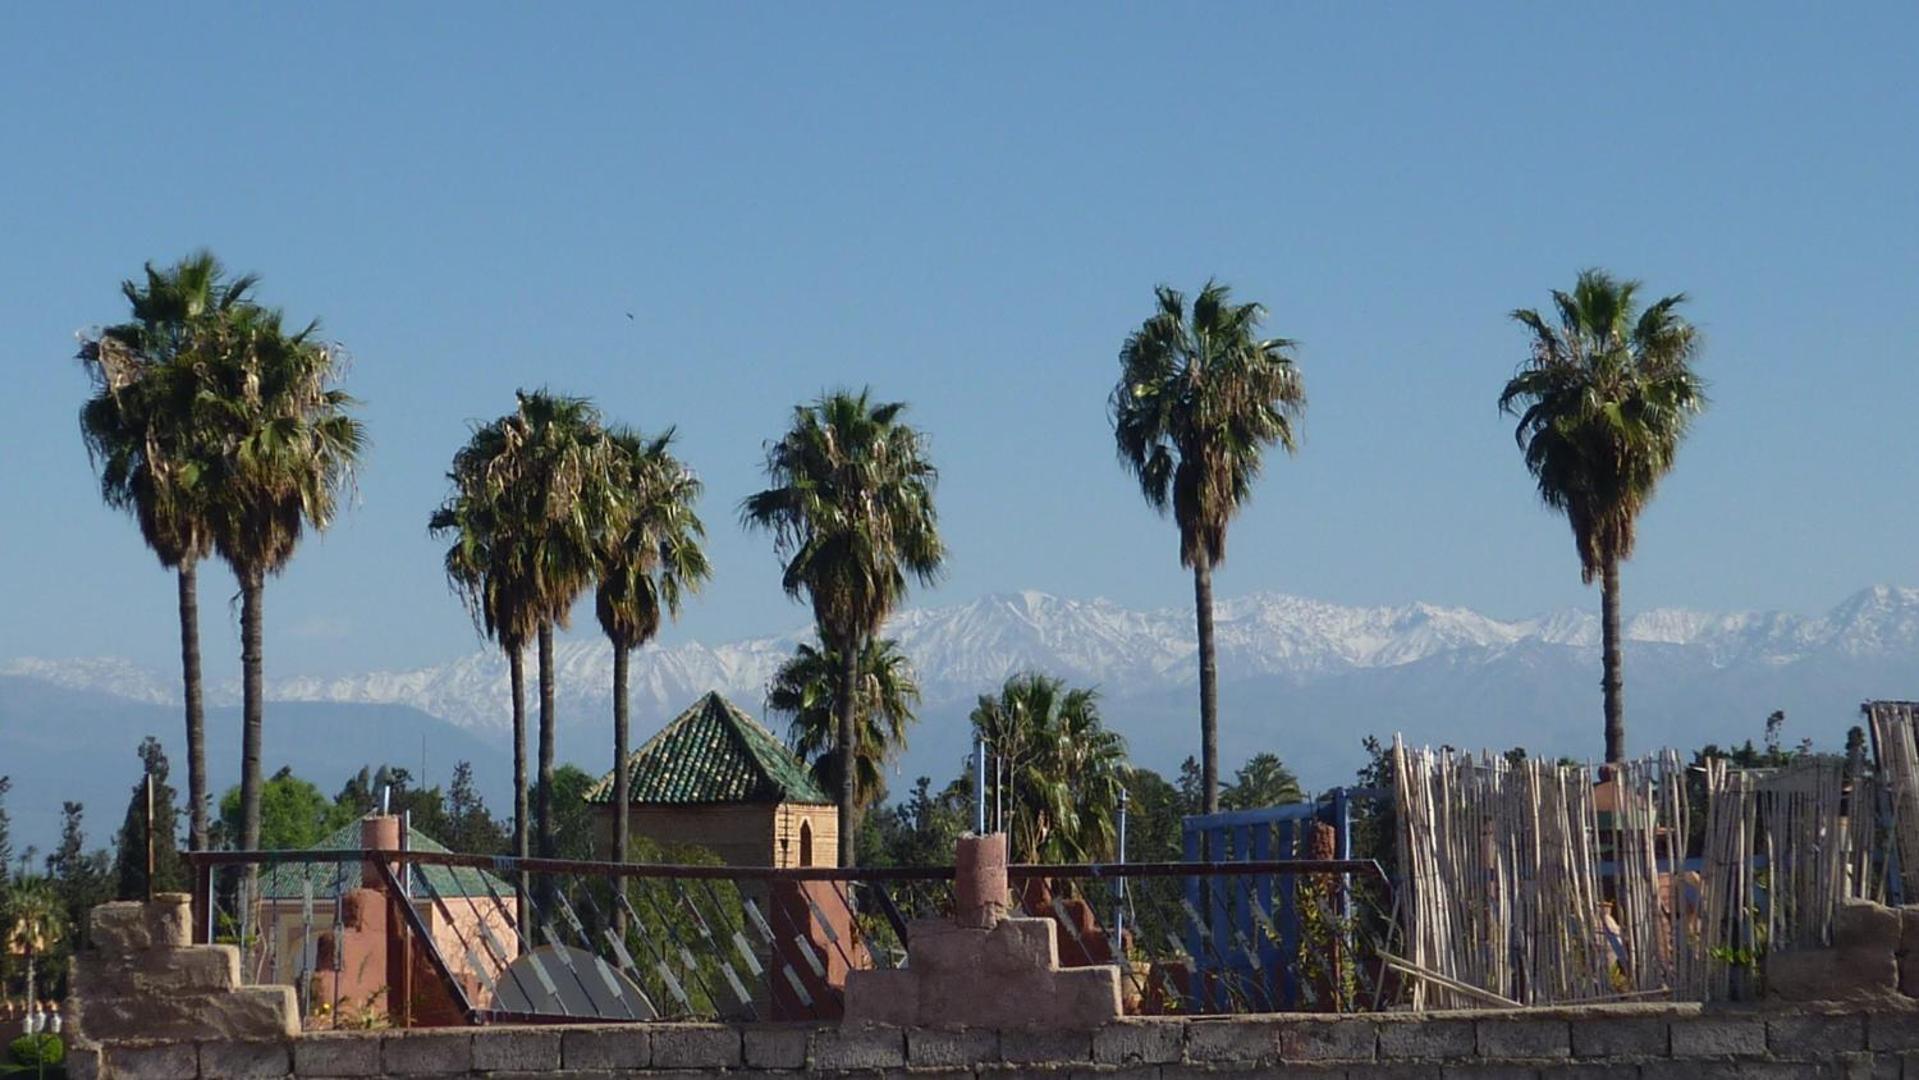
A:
7,1034,64,1069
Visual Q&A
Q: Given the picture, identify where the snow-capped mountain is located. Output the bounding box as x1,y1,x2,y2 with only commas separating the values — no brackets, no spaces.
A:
7,584,1919,854
12,584,1919,738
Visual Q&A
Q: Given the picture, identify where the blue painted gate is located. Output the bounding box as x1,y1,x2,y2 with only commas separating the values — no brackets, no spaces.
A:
1179,789,1352,1012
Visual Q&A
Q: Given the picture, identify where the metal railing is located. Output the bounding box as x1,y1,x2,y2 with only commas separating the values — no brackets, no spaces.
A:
184,847,1395,1028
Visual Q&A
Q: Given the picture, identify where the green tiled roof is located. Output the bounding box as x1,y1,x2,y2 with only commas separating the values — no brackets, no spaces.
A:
258,821,506,901
584,691,831,807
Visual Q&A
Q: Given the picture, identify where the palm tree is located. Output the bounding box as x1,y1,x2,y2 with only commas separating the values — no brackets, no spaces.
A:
971,674,1128,863
1111,281,1304,815
1499,269,1705,763
76,252,258,853
434,391,610,868
2,876,64,1021
767,638,920,812
593,428,710,868
431,425,541,889
742,389,944,866
197,304,364,858
1219,752,1304,810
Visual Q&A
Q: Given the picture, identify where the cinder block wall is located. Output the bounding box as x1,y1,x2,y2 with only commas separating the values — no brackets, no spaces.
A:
71,1000,1919,1079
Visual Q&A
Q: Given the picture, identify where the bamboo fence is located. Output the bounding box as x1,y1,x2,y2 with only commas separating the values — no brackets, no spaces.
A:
1391,736,1889,1007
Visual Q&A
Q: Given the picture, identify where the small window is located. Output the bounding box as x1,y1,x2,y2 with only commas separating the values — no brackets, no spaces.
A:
799,821,814,867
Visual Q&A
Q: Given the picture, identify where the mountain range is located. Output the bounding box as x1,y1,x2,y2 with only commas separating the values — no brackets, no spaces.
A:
6,585,1918,854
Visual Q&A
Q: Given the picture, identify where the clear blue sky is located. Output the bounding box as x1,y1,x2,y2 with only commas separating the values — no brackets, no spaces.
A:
2,4,1915,681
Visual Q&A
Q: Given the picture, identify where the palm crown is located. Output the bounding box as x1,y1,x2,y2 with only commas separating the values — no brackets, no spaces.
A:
741,389,944,650
1111,280,1304,568
1499,268,1705,581
768,638,920,811
593,428,711,651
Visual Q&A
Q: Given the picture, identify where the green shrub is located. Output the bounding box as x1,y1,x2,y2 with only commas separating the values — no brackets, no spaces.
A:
7,1034,64,1069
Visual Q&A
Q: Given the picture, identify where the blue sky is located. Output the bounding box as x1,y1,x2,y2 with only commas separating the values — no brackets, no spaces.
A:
2,3,1915,681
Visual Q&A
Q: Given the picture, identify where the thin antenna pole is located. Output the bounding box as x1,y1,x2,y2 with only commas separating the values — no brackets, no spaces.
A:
974,734,987,834
144,772,156,902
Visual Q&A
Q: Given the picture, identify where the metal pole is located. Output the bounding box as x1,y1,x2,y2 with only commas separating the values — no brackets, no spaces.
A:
144,773,156,902
973,734,987,835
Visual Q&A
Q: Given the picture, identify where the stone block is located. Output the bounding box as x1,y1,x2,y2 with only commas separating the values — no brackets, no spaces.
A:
1547,1066,1642,1080
1902,907,1919,997
1839,901,1904,955
559,1027,649,1071
90,896,192,953
1379,1019,1476,1059
68,1041,103,1080
471,1030,561,1072
1282,1018,1378,1061
1571,1016,1669,1057
1001,1027,1093,1064
1770,947,1901,1004
1093,1019,1184,1065
1670,1017,1768,1058
906,921,985,976
1769,1014,1868,1055
743,1024,813,1069
1438,1066,1541,1080
1051,964,1125,1026
1185,1017,1283,1063
1475,1018,1570,1058
908,1027,1000,1067
1346,1066,1443,1080
843,968,920,1027
293,1034,383,1077
74,946,241,996
200,1040,292,1080
381,1031,473,1076
1640,1063,1747,1080
648,1024,741,1069
79,985,298,1043
982,917,1059,975
108,1042,200,1080
811,1024,907,1070
1868,1011,1919,1052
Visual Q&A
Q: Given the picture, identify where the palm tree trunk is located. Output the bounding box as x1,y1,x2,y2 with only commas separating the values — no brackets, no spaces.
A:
537,623,557,863
508,643,528,936
1601,557,1626,764
1193,552,1221,816
611,640,630,936
836,638,860,867
178,561,208,853
239,568,265,854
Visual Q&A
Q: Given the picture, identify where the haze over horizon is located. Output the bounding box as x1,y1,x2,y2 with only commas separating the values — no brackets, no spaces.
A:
4,8,1916,703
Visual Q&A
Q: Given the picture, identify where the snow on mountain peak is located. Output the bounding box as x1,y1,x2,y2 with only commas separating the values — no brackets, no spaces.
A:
10,586,1919,738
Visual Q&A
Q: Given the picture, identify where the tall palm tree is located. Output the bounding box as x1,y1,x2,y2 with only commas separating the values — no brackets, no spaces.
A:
593,428,710,868
767,637,920,813
436,391,610,867
1499,269,1705,763
971,674,1128,863
742,389,944,866
197,304,364,858
76,252,259,853
2,876,64,1020
1111,281,1304,815
431,425,541,892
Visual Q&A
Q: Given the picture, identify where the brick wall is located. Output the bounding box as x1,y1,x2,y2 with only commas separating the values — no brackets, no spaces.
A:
72,1001,1919,1079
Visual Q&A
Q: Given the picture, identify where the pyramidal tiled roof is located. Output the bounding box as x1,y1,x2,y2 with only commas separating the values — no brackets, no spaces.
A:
258,820,506,901
584,691,831,807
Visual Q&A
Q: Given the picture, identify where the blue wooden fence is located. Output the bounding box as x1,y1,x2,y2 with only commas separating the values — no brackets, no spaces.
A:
1179,789,1352,1011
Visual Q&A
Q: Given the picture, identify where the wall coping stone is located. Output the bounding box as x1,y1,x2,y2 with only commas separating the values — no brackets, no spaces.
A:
79,1000,1919,1079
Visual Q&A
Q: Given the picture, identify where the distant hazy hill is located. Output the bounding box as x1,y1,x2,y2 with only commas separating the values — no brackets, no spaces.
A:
6,584,1917,854
0,676,508,858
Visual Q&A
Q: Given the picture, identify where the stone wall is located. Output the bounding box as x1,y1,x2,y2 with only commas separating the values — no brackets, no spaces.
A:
70,1001,1919,1079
